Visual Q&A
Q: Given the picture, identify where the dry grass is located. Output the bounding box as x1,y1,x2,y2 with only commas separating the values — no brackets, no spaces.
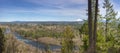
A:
4,34,81,53
2,25,82,53
4,33,45,53
4,33,64,53
34,36,82,46
36,37,61,46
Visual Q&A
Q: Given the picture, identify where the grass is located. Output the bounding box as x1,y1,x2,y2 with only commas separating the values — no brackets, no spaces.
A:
4,33,44,53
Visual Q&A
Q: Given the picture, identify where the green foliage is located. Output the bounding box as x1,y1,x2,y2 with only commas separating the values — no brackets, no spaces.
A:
81,35,88,51
79,21,89,52
61,26,74,53
114,23,120,49
103,0,117,22
0,28,5,53
79,21,88,35
96,30,107,53
103,0,118,37
15,29,62,39
79,20,119,53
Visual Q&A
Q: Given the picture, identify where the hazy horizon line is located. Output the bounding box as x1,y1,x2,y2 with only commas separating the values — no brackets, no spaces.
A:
0,20,84,22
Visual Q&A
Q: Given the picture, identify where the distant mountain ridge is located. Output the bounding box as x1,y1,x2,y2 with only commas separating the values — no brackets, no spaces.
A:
0,21,84,25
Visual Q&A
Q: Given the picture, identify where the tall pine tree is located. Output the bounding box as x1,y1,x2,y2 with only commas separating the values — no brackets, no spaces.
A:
103,0,118,52
103,0,117,38
87,0,98,53
87,0,93,53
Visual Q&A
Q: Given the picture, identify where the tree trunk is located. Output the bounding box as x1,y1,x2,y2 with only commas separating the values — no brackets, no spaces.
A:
87,0,98,53
93,0,98,53
87,0,93,53
105,20,108,40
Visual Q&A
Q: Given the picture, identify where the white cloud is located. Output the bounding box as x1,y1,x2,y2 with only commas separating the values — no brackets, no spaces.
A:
24,0,87,9
1,8,87,19
25,0,87,5
76,18,83,21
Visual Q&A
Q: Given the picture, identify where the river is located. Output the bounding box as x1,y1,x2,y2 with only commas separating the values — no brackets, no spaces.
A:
5,28,61,51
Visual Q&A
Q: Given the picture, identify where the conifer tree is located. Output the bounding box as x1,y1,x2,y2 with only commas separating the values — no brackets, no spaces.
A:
102,0,118,52
61,26,74,53
87,0,98,53
103,0,117,38
87,0,93,52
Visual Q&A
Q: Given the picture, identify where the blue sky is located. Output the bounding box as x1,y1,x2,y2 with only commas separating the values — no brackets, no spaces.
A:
0,0,120,22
